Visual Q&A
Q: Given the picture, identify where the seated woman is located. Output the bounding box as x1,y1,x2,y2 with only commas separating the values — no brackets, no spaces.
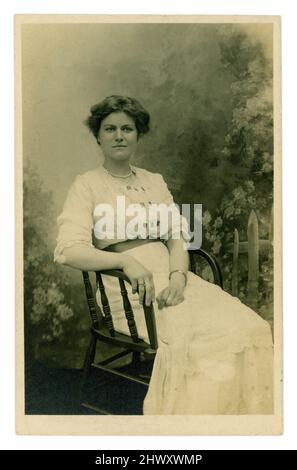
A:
54,95,274,415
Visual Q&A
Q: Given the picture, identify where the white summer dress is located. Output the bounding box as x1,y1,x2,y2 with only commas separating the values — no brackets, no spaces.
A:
54,165,274,415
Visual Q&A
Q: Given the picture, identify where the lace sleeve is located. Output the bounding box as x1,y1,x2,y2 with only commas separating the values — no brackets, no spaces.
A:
54,174,96,264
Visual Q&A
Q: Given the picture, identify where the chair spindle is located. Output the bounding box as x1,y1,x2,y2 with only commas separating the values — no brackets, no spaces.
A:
96,272,115,337
82,271,102,328
118,278,140,342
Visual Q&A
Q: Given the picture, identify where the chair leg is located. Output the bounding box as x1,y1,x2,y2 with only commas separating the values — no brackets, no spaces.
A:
80,335,97,402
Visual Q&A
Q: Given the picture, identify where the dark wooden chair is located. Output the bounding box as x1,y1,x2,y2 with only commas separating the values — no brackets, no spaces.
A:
80,248,223,414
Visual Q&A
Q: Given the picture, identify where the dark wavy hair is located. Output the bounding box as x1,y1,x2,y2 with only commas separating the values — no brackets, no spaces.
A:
84,95,150,140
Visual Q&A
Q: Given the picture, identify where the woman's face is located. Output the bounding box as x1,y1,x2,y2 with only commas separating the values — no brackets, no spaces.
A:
98,111,138,163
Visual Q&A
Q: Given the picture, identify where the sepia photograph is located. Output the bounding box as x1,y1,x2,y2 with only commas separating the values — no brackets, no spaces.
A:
15,14,282,435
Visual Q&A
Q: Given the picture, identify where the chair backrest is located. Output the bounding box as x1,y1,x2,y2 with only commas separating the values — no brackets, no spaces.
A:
189,248,223,288
82,269,158,352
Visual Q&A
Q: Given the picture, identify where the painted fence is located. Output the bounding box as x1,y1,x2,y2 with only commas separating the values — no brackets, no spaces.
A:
228,207,273,311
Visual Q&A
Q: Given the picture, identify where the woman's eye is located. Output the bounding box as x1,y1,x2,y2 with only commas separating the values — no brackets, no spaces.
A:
105,127,115,132
123,127,134,132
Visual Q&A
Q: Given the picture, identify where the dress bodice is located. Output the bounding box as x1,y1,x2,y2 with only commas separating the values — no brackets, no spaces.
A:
54,164,190,264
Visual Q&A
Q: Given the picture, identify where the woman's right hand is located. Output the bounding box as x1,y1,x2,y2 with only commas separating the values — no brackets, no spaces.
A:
121,255,155,307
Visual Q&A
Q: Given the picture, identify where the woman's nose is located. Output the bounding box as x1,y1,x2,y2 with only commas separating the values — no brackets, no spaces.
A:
115,129,124,141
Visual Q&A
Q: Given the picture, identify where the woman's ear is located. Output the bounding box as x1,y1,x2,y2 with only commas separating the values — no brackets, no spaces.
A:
97,138,101,146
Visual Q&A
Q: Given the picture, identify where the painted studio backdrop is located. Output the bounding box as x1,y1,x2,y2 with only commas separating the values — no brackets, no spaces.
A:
22,23,274,394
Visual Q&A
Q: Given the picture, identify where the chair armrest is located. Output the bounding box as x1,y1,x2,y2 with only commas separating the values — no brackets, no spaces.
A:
188,249,223,289
99,269,131,283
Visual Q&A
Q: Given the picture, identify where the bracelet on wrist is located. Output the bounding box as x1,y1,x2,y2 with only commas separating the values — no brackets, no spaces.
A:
169,270,188,287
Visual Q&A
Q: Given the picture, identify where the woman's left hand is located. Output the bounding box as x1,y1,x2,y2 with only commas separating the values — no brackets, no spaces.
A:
156,273,186,309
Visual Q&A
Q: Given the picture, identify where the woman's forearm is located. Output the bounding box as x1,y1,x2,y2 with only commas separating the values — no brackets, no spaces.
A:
166,238,189,273
55,244,130,272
